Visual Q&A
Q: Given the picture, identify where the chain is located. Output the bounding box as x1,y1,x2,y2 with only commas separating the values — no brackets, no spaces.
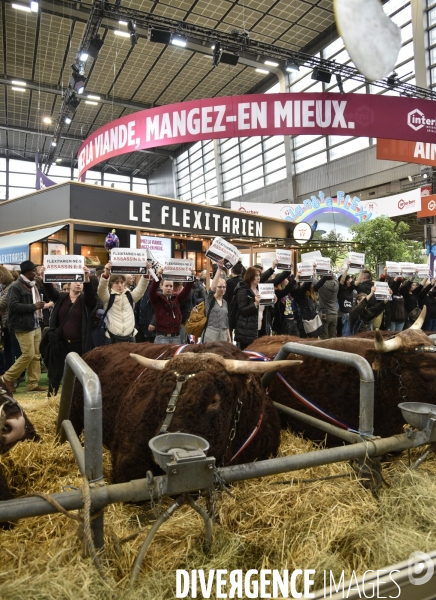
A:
395,358,408,402
147,471,165,518
221,398,243,467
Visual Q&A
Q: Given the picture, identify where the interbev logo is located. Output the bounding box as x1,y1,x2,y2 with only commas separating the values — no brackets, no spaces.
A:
408,108,436,133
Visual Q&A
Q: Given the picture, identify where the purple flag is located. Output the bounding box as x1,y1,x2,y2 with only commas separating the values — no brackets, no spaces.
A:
35,153,56,190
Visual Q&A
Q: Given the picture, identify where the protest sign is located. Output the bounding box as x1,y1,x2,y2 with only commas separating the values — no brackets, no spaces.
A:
162,259,194,282
258,283,275,306
276,249,292,270
301,250,321,263
297,262,314,281
345,252,365,273
315,257,332,276
399,262,416,277
205,237,239,269
386,261,401,277
43,255,85,283
415,264,431,278
111,248,150,275
374,281,391,301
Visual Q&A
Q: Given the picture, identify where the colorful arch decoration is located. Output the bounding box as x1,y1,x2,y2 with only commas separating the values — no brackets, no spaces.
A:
77,92,436,178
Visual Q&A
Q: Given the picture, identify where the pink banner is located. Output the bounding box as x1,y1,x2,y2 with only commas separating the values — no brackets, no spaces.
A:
77,92,436,178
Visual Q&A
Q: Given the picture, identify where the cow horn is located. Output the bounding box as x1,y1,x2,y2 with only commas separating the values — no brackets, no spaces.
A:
130,353,169,370
410,305,426,330
374,329,403,353
222,359,302,374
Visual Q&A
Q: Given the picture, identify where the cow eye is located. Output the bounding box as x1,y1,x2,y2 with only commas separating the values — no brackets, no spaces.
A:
207,394,221,410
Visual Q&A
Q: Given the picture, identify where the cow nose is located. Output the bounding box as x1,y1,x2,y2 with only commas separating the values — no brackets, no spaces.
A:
1,414,26,446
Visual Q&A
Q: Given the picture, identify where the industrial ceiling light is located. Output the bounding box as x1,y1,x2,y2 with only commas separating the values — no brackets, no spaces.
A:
66,94,81,112
255,68,268,74
79,50,89,62
87,94,101,100
220,52,239,66
12,4,31,12
128,20,138,47
171,33,187,47
11,80,26,86
311,67,332,83
285,60,299,72
11,86,26,92
51,140,57,147
56,158,62,163
85,100,98,105
264,59,279,67
43,116,52,124
149,29,172,44
212,41,221,68
64,115,72,124
30,0,38,12
114,30,130,38
336,73,344,94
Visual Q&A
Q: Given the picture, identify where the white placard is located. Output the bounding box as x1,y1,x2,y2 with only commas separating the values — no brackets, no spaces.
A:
301,250,321,262
386,261,401,277
111,248,149,275
43,255,85,283
346,252,365,273
258,283,275,306
315,257,332,276
205,237,239,269
162,259,194,282
276,249,292,270
399,262,416,277
415,264,431,278
374,281,391,301
297,262,314,281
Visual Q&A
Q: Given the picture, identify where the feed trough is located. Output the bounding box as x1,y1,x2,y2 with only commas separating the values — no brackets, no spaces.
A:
149,433,210,470
398,402,436,431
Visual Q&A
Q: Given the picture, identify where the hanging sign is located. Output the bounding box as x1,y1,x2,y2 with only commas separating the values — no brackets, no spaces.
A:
77,93,436,178
110,249,149,275
258,283,275,306
43,255,85,283
162,259,194,282
276,249,292,270
377,138,436,167
205,237,240,269
293,222,313,244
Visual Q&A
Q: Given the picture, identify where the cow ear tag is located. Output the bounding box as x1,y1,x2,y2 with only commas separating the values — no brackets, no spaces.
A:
334,0,401,81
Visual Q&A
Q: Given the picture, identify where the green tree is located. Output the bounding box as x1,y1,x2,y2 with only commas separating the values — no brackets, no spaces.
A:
350,215,424,275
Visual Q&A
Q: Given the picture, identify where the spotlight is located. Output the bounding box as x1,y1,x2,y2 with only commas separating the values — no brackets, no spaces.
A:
212,41,221,68
171,34,187,47
71,62,81,75
387,71,398,87
285,60,299,72
336,73,344,94
70,73,86,94
128,20,137,47
64,115,72,124
66,94,81,112
149,29,172,44
311,67,331,83
79,50,89,62
51,140,57,147
88,35,104,59
220,52,239,66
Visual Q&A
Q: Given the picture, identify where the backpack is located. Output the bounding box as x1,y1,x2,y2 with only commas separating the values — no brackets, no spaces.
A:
185,301,207,338
100,291,134,327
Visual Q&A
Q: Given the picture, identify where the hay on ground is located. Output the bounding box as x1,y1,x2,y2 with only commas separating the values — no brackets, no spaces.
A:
1,394,436,599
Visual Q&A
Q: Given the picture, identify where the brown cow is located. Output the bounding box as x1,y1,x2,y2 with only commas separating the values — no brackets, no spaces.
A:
247,309,436,443
70,342,301,483
0,381,39,502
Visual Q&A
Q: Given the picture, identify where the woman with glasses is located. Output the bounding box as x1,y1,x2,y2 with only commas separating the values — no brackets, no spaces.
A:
202,260,231,343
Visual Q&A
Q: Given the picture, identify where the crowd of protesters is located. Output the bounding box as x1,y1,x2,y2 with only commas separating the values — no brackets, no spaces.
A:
0,257,434,396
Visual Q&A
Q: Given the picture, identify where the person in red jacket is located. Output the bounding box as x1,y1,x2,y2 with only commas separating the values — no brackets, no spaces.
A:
149,267,196,344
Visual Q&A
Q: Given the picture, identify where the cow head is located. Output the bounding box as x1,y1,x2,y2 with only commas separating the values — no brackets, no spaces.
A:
0,394,27,454
374,306,432,353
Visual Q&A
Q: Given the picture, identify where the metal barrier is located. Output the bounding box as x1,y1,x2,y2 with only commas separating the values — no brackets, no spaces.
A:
262,342,375,437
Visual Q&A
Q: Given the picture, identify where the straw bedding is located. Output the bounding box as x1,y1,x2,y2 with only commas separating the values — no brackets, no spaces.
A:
1,393,436,599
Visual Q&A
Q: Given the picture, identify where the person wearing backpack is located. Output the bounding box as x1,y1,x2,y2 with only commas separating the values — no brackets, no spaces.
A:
99,260,151,344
